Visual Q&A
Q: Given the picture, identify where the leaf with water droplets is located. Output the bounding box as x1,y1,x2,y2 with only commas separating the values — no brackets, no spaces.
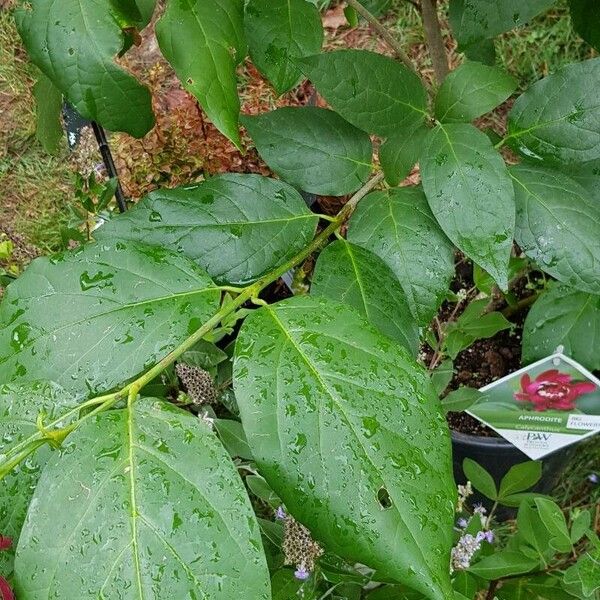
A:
242,107,373,196
507,58,600,165
311,240,419,355
510,164,600,294
420,123,515,288
299,49,427,137
0,241,220,397
156,0,246,148
13,398,270,599
245,0,323,95
96,174,319,285
347,187,455,325
15,0,154,137
522,284,600,371
234,296,456,600
0,381,78,579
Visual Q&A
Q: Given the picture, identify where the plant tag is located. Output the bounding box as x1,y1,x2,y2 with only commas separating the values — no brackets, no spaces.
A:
468,353,600,459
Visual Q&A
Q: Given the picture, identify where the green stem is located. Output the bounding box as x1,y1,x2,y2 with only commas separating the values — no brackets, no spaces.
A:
0,172,385,481
420,0,449,84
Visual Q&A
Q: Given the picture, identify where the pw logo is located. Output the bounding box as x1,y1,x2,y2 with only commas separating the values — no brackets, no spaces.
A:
527,432,551,442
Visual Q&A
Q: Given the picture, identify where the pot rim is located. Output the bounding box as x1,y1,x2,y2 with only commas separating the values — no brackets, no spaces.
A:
450,428,513,447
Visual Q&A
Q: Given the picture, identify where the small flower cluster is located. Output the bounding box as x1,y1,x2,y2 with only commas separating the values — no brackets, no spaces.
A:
277,507,323,581
175,363,217,405
0,535,14,600
456,481,473,513
451,529,494,572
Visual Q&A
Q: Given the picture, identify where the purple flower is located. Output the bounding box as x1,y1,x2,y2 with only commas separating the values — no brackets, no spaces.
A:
588,473,599,485
457,518,468,529
294,566,310,580
275,506,287,520
483,530,495,543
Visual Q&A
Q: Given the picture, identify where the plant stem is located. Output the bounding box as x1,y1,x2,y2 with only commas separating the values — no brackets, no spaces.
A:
420,0,449,84
0,172,384,481
501,293,539,318
486,580,498,600
346,0,417,74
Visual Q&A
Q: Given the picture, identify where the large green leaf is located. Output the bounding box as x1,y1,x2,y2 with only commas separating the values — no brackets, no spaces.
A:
0,381,78,578
569,0,600,52
311,240,419,355
234,296,456,600
33,73,63,154
156,0,246,148
242,107,373,195
449,0,556,47
510,164,600,294
564,158,600,203
435,61,517,123
507,58,600,165
245,0,323,95
468,551,539,580
96,174,319,285
13,399,270,599
299,50,427,137
347,186,455,325
15,0,154,138
522,284,600,370
0,241,220,397
420,123,515,287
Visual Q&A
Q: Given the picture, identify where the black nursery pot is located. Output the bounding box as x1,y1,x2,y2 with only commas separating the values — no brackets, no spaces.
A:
451,430,573,520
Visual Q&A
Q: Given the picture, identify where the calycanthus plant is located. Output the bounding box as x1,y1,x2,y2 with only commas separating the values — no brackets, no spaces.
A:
1,0,600,599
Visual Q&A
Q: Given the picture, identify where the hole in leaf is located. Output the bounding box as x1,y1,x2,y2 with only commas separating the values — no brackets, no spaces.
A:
377,487,392,509
186,78,193,85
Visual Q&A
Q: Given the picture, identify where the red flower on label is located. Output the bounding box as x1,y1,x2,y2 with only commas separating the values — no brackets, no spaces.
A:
514,370,596,411
0,536,14,600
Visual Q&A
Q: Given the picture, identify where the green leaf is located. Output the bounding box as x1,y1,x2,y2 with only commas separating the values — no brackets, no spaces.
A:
347,187,455,324
156,0,245,148
497,575,574,599
299,49,428,137
507,58,600,165
449,0,556,47
570,510,592,544
441,387,483,414
214,418,254,460
13,399,270,599
522,284,600,371
245,0,323,95
234,296,456,599
242,107,373,195
516,499,557,563
468,551,539,580
420,123,515,288
435,61,517,123
452,572,479,599
563,548,600,597
534,498,573,553
510,164,600,294
569,0,600,52
443,299,512,359
181,339,228,370
380,124,429,186
246,475,282,508
0,241,220,397
498,461,542,498
0,381,78,577
15,0,154,138
33,72,63,154
431,359,454,396
110,0,156,27
311,240,419,355
567,158,600,204
463,458,497,500
96,174,318,285
271,569,310,599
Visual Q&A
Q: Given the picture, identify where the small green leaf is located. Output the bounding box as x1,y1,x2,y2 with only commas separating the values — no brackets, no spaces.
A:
16,0,154,137
516,500,556,563
452,572,479,599
498,461,542,498
14,399,270,599
234,296,456,599
214,419,254,460
569,0,600,52
96,174,319,285
347,187,455,324
510,164,600,294
570,510,592,544
246,475,282,508
299,49,428,137
156,0,246,148
0,382,78,577
468,551,539,580
311,240,419,355
271,569,310,599
563,547,600,596
380,124,429,186
522,284,600,371
435,61,517,123
245,0,323,95
181,340,228,370
420,123,515,288
431,359,454,396
507,58,600,165
534,498,573,553
0,241,220,397
441,388,483,414
463,458,497,500
33,72,63,154
242,107,373,195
